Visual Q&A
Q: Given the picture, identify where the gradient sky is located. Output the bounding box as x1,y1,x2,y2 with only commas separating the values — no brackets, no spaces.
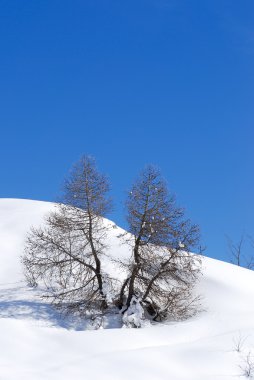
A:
0,0,253,262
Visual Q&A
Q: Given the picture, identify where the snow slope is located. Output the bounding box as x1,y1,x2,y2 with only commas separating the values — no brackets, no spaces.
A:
0,198,254,380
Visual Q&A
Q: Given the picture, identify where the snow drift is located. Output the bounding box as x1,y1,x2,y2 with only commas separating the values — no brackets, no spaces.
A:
0,198,254,380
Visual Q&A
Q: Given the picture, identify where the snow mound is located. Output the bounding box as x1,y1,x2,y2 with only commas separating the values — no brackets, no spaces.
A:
1,198,254,380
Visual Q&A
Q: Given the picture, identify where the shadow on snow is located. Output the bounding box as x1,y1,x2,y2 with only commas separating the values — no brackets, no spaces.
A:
0,284,122,330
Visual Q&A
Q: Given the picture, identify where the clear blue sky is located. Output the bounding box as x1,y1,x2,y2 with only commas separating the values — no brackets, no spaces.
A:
0,0,253,261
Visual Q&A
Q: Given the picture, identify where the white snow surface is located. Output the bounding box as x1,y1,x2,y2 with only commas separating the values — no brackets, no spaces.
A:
0,198,254,380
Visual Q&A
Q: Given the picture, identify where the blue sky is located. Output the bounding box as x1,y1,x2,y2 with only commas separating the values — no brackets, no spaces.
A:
0,0,253,261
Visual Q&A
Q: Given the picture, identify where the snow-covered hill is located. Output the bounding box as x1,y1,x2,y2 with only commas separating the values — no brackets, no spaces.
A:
0,198,254,380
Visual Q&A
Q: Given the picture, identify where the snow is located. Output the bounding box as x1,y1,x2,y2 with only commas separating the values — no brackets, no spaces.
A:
1,198,254,379
122,296,149,328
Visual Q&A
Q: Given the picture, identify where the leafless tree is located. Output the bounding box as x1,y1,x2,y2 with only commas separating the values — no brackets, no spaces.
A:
22,155,112,316
240,351,254,378
227,235,254,270
247,235,254,270
118,166,202,323
233,332,248,353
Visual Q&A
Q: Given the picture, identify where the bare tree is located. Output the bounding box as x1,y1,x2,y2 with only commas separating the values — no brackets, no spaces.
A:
247,235,254,270
233,332,248,353
22,155,112,315
240,352,254,378
227,234,254,270
118,166,202,325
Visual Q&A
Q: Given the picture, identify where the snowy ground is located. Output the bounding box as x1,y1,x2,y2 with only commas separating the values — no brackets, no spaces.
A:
0,198,254,380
